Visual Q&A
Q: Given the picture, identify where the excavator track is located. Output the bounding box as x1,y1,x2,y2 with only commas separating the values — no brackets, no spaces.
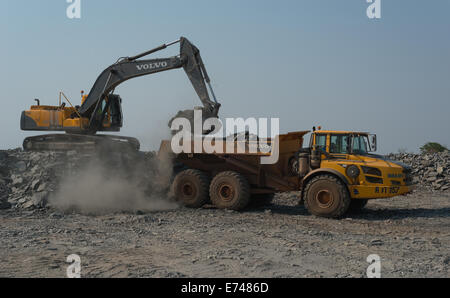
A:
23,134,140,152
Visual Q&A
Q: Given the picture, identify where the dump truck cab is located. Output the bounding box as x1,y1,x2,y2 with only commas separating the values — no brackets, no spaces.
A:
304,129,413,200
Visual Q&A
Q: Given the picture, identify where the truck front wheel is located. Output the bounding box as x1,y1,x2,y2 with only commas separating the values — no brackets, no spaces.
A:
304,174,351,218
210,171,250,211
172,169,210,208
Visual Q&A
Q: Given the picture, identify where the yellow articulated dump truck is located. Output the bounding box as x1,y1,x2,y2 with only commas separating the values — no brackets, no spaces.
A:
159,128,414,218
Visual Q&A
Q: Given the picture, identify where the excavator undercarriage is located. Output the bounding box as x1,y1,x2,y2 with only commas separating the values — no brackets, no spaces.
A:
23,134,140,152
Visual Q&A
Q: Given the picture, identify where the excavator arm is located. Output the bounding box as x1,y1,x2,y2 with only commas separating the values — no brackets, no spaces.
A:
79,37,220,131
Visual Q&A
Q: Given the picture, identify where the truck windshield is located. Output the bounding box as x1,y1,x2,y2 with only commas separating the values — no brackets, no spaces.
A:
351,135,369,154
329,134,369,154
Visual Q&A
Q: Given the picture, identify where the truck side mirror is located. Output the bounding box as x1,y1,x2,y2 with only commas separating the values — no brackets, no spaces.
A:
369,134,377,152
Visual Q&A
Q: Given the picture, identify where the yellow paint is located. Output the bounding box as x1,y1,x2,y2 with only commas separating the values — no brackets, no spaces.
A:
23,93,112,131
25,105,88,130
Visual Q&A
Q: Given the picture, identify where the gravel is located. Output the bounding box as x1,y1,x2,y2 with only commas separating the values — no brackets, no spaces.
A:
0,190,448,278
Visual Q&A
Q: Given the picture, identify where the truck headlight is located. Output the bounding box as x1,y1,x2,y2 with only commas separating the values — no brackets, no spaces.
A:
346,165,360,179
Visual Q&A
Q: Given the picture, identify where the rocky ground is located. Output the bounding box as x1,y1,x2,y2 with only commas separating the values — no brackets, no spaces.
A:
0,190,448,278
387,151,450,192
0,149,449,278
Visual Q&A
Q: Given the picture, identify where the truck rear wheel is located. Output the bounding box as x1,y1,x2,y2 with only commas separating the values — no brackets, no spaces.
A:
172,169,210,208
304,174,351,218
209,171,250,211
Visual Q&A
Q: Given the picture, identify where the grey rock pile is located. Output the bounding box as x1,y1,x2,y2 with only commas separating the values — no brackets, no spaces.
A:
0,151,12,209
0,149,82,209
387,151,450,192
0,149,165,210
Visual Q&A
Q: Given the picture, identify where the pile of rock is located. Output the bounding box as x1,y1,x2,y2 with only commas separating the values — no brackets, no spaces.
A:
0,148,167,210
0,151,12,209
387,151,449,192
0,149,80,209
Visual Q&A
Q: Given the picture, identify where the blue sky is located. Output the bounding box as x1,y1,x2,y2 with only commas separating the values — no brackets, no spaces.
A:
1,0,449,153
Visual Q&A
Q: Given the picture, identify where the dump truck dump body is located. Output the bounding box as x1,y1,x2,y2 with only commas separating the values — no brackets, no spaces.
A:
159,131,309,193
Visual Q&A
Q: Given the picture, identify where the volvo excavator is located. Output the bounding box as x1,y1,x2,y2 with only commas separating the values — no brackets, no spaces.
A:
20,37,220,151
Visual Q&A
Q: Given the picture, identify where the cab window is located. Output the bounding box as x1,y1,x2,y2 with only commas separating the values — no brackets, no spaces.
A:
352,135,369,154
315,134,327,151
330,135,350,154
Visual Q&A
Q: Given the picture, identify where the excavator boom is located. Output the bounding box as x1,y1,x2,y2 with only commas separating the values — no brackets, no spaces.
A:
79,36,220,130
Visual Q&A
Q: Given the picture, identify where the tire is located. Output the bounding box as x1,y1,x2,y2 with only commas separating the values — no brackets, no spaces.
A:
348,199,368,213
209,171,250,211
250,193,275,207
172,169,210,208
304,174,351,218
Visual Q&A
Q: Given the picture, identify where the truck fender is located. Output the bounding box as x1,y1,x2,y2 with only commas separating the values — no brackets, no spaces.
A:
301,168,350,192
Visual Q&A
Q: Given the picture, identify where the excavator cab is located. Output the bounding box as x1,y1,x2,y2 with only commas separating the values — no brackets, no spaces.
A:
109,95,123,128
97,94,123,131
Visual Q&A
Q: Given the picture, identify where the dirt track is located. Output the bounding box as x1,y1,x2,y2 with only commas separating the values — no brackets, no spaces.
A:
0,190,448,278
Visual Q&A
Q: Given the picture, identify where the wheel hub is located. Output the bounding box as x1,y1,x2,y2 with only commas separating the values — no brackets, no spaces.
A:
316,190,333,208
182,182,196,198
219,184,235,202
